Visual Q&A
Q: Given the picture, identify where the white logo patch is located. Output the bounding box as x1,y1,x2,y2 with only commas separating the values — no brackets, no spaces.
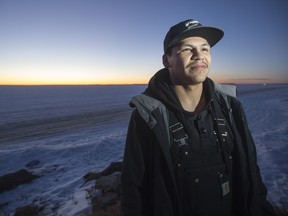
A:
185,20,199,29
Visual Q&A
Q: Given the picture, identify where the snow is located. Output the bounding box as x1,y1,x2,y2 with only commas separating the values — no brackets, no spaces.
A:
237,84,288,207
0,84,287,215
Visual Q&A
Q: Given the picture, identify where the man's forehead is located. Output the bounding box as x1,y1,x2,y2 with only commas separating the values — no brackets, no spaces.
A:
178,37,210,47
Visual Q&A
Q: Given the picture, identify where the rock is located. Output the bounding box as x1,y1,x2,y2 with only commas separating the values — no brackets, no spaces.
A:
95,172,121,194
83,162,122,181
90,173,121,209
96,162,122,177
0,169,39,193
89,202,120,216
14,204,42,216
25,160,40,169
92,191,119,209
273,205,288,216
81,162,122,188
85,162,122,215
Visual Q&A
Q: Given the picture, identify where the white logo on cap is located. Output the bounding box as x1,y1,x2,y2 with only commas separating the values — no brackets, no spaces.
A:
185,20,199,29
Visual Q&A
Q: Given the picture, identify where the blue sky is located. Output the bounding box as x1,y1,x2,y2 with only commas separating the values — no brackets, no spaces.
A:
0,0,287,84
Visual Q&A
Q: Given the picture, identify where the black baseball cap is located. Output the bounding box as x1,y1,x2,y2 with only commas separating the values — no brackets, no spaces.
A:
163,19,224,53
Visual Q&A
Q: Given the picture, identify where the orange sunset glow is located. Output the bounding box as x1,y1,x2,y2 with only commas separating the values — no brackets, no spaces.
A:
0,1,287,86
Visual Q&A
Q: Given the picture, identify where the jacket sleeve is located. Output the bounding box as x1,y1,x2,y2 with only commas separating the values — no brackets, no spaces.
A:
121,110,154,216
237,101,276,216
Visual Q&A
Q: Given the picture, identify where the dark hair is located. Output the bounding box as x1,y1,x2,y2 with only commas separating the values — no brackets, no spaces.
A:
164,47,172,56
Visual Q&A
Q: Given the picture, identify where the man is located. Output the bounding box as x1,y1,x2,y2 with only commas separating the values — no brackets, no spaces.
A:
121,19,275,216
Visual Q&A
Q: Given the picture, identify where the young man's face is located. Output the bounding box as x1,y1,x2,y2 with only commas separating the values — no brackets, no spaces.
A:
163,37,211,86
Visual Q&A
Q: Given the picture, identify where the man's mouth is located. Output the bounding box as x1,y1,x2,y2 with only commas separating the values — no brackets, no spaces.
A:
190,64,207,69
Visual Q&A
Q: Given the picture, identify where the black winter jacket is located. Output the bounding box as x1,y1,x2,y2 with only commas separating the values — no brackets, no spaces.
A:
121,69,275,216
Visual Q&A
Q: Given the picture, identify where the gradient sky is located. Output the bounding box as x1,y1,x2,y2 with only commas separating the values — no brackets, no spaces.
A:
0,0,287,85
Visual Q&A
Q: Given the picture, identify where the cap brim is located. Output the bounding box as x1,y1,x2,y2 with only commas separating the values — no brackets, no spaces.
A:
167,26,224,51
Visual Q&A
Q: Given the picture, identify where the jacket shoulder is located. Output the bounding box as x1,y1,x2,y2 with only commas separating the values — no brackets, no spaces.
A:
130,93,164,111
214,82,237,98
129,94,168,130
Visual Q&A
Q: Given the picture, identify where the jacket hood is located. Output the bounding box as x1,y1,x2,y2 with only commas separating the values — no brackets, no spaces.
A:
144,68,214,113
144,68,183,112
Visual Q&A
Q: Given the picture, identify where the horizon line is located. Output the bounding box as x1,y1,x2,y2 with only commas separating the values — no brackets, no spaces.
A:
0,83,148,87
1,82,288,87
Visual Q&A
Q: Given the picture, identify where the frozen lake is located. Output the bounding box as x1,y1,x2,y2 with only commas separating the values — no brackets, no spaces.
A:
0,84,287,215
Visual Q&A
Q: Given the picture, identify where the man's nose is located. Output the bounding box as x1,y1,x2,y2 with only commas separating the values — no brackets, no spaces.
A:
192,48,204,60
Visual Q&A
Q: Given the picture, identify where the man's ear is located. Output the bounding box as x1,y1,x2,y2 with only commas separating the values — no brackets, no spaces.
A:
162,54,170,68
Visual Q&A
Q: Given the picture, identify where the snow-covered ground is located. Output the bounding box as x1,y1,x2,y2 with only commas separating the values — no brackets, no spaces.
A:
0,84,287,215
237,84,288,207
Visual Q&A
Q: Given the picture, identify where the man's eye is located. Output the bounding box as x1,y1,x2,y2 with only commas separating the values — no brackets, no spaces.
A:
181,48,192,53
202,48,210,52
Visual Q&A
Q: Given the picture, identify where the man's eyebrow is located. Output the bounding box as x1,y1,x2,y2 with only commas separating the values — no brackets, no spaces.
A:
181,42,210,47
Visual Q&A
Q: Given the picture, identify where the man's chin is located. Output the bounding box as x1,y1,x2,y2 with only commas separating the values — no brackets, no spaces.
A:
188,74,208,84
